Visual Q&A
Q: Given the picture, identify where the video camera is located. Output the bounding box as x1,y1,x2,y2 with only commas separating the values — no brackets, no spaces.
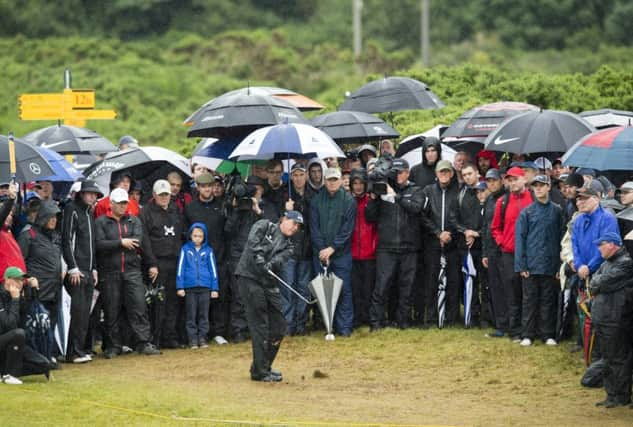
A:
367,153,396,196
224,172,257,211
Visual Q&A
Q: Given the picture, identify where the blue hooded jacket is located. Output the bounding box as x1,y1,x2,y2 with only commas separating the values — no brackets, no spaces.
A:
176,222,219,291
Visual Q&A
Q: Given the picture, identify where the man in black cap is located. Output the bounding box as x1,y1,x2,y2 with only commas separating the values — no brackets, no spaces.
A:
235,211,303,382
224,175,279,342
365,158,424,330
61,179,102,363
590,232,633,408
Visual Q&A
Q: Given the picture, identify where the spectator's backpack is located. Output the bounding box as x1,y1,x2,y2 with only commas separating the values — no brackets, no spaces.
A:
25,292,52,360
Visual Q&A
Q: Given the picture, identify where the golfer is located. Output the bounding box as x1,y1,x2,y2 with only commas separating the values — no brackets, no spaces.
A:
235,211,303,382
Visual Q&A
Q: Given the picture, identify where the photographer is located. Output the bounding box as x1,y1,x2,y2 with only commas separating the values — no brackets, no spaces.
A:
224,175,279,343
365,158,424,331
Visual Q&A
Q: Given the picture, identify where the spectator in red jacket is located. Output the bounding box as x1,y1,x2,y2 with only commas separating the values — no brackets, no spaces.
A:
490,166,534,340
94,171,140,218
0,184,26,280
349,169,377,328
167,171,192,214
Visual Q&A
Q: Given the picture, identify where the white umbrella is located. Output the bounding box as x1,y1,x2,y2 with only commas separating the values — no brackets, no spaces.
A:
229,123,344,162
54,286,71,358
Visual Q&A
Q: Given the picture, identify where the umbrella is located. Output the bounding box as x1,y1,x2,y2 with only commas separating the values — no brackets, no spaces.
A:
191,137,251,175
561,126,633,170
311,110,400,144
184,93,308,138
579,109,633,129
437,251,447,329
309,267,343,341
395,129,456,167
54,286,71,358
0,134,55,183
32,146,83,182
484,110,595,154
462,250,477,328
442,101,539,148
228,123,345,162
83,146,191,196
22,124,117,154
71,153,99,171
220,86,324,111
340,76,445,113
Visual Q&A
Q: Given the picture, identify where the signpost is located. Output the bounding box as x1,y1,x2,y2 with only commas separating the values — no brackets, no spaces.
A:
18,69,116,127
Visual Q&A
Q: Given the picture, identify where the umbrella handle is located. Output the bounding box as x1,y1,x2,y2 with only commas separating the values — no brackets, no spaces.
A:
8,132,17,182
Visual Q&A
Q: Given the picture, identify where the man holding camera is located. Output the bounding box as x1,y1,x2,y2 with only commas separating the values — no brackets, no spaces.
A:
96,188,160,358
365,158,424,330
224,175,279,343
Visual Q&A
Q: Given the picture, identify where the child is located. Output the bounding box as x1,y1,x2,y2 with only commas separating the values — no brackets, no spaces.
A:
176,223,219,349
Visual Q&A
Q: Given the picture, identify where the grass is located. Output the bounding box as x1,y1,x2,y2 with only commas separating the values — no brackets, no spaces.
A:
2,327,632,427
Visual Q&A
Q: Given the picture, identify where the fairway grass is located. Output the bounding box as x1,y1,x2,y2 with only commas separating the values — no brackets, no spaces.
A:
2,327,632,426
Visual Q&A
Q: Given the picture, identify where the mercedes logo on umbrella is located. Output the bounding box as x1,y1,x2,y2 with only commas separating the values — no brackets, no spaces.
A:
29,162,42,175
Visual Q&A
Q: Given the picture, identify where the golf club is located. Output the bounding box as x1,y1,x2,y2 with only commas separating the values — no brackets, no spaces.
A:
267,269,317,305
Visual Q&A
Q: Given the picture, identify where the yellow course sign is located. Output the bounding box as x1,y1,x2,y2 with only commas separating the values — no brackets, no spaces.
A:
65,89,95,109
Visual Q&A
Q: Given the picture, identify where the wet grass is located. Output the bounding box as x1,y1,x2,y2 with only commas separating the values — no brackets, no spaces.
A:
2,327,632,426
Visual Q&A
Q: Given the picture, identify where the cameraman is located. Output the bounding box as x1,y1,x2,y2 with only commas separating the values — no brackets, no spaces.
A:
365,158,424,330
224,176,279,343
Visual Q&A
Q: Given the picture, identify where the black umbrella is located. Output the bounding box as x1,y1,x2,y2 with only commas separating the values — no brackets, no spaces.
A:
442,101,539,144
184,93,308,138
483,110,595,154
0,134,55,183
22,124,117,154
220,86,324,111
579,109,633,129
339,76,445,113
311,110,399,144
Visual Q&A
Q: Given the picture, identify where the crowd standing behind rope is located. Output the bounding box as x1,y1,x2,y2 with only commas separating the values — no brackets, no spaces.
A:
0,136,632,406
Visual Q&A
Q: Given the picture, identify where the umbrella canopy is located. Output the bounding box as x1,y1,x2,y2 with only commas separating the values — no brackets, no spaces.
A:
184,93,308,138
191,137,251,175
442,101,539,144
220,86,324,111
229,123,345,161
339,76,445,113
22,124,117,154
83,146,191,196
562,126,633,170
579,109,633,129
32,146,83,182
311,110,400,144
0,135,56,183
484,110,595,154
309,268,343,340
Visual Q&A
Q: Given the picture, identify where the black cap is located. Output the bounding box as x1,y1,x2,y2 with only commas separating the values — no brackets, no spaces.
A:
485,169,501,180
564,173,584,188
391,158,409,171
531,175,551,185
80,180,103,197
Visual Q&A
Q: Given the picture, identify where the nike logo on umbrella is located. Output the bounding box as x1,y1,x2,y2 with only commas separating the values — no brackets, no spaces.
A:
493,136,520,145
40,141,69,149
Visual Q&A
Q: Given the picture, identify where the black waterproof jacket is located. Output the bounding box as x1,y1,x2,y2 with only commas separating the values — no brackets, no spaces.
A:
61,197,96,273
589,248,633,329
235,219,294,285
0,288,20,335
282,184,315,260
421,181,459,240
95,213,143,273
365,181,424,252
17,201,62,303
455,184,484,250
482,189,505,258
224,199,279,262
140,201,184,266
184,196,226,262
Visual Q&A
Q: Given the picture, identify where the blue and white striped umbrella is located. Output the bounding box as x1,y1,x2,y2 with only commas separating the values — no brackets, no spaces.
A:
229,123,345,161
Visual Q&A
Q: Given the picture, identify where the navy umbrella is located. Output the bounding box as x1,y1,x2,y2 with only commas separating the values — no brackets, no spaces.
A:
562,126,633,170
340,76,445,113
484,110,595,154
311,110,399,144
32,146,83,182
184,93,308,138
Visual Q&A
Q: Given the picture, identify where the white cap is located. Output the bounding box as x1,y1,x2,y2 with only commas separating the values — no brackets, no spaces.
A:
324,167,342,180
110,188,129,203
153,179,171,195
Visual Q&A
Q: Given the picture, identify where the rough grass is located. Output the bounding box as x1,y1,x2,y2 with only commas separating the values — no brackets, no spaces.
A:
2,328,632,427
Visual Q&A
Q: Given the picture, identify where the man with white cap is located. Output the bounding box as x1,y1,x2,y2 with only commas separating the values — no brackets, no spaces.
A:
96,188,160,358
141,179,185,348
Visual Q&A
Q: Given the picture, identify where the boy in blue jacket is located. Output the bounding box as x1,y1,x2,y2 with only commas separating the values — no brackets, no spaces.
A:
176,223,219,349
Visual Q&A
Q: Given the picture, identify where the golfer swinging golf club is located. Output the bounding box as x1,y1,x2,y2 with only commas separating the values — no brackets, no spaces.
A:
235,211,304,382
